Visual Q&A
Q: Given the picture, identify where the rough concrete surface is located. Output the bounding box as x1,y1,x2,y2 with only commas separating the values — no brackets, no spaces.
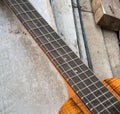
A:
51,0,80,56
81,12,113,80
0,1,68,114
103,30,120,77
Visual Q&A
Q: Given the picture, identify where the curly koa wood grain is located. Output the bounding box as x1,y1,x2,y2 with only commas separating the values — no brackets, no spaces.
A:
59,78,120,114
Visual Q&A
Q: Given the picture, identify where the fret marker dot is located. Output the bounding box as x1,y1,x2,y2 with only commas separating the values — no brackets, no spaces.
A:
81,97,84,99
63,57,67,61
75,70,78,73
48,37,50,40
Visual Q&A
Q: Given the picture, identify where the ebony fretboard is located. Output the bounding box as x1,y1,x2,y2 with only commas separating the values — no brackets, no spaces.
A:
4,0,120,113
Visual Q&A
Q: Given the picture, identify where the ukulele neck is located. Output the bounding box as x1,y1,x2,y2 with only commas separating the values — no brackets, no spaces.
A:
4,0,120,113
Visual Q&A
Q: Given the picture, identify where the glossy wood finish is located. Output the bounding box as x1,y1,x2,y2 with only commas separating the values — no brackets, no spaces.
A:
59,78,120,114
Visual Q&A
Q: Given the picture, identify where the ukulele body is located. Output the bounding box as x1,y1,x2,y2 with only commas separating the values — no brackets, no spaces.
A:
59,78,120,114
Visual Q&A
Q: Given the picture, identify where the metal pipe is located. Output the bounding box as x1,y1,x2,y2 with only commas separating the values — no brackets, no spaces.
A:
77,0,93,70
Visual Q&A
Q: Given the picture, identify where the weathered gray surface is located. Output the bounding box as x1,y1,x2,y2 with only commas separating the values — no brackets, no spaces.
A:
103,30,120,76
0,1,68,114
51,0,80,56
81,11,113,80
51,0,88,65
80,0,120,79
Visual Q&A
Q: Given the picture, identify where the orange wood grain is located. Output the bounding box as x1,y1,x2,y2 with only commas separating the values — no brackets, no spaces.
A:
59,78,120,114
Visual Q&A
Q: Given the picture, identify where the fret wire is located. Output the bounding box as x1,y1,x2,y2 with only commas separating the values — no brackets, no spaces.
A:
26,8,54,35
38,41,61,51
57,43,77,60
22,17,42,24
23,2,42,19
68,69,89,82
45,48,65,57
41,41,66,48
6,0,15,4
45,49,60,59
85,88,111,104
38,31,60,43
69,55,117,113
16,9,36,16
81,81,116,111
15,6,37,25
35,31,55,39
15,0,62,53
26,14,57,42
72,75,95,86
90,95,116,112
64,57,82,65
12,1,34,15
87,78,118,111
33,13,53,31
87,93,110,112
48,53,75,78
35,31,56,40
57,51,84,76
14,0,32,15
67,75,101,113
19,3,72,72
83,81,100,93
30,11,69,61
68,74,94,87
48,38,65,46
67,80,99,113
102,94,120,112
50,37,72,55
56,58,83,68
74,77,107,110
10,1,29,7
79,65,117,108
83,91,111,105
73,78,99,90
63,67,86,79
24,21,35,30
40,37,62,45
80,81,101,97
67,70,92,95
87,91,114,104
30,16,76,78
52,59,75,73
61,64,85,75
11,5,23,14
99,100,120,114
38,37,63,48
24,1,36,11
42,45,66,59
77,80,103,94
51,51,75,61
29,24,49,31
44,44,76,79
91,78,119,111
14,0,73,77
66,67,104,99
110,102,120,113
104,94,120,112
38,38,78,83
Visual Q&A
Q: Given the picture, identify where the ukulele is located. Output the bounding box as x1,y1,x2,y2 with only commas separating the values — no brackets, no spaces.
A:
4,0,120,113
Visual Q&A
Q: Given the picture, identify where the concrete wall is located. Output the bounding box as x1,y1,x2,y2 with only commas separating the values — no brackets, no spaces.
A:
0,1,68,114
